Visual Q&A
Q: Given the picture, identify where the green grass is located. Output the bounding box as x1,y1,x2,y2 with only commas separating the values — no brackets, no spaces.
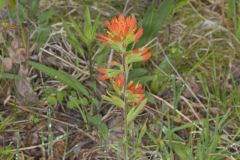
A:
0,0,239,159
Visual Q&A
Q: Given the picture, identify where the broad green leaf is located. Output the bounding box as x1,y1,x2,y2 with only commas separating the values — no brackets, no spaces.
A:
88,114,109,139
28,61,89,98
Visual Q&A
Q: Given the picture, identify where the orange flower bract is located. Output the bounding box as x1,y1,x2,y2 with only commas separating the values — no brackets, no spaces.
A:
98,67,107,73
142,52,152,61
99,75,109,81
114,74,124,88
113,76,145,105
98,15,143,45
128,83,144,94
133,48,152,62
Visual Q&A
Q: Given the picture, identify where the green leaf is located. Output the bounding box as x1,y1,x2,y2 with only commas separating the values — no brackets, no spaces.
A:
56,91,66,102
28,61,89,98
126,53,143,64
129,68,148,81
47,96,57,105
31,0,40,18
136,0,174,47
136,120,147,146
0,0,7,10
0,72,21,80
0,146,15,160
88,114,109,139
79,97,89,106
92,14,100,38
69,16,88,45
8,0,16,10
102,95,124,108
0,114,16,132
162,125,192,160
172,142,191,160
62,19,85,57
67,99,78,109
107,69,122,78
38,9,55,24
174,0,189,10
84,7,93,45
127,99,147,124
32,25,50,49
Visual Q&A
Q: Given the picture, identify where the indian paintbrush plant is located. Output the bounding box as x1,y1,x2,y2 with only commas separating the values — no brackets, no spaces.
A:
97,15,152,159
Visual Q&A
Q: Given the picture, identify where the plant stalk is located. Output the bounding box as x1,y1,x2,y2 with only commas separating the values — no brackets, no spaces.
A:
87,45,93,79
122,54,129,160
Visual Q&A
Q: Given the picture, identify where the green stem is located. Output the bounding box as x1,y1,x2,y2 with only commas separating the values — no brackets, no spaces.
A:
122,54,129,160
87,45,93,79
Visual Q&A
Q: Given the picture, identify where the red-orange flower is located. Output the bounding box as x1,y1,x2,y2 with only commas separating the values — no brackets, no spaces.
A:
99,75,109,81
113,77,145,104
128,83,144,94
114,74,124,88
133,48,152,61
98,67,109,81
135,94,145,104
98,15,143,46
98,67,107,73
142,52,152,61
128,83,145,104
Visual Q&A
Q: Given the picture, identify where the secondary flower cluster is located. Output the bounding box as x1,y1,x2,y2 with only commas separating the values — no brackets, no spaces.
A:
98,15,151,105
114,75,144,105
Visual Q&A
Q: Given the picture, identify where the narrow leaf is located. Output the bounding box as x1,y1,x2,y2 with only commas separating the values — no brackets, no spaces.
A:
88,114,109,139
102,95,124,108
127,99,147,124
28,61,89,98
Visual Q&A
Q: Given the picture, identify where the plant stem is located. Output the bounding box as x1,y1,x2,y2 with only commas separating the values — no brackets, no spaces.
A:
122,54,129,160
87,45,93,79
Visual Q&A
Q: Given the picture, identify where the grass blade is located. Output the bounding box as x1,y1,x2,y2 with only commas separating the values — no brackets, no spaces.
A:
28,60,89,98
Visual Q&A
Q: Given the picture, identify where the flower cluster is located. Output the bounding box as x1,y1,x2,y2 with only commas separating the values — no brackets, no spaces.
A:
98,15,143,48
113,75,144,105
98,15,151,106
